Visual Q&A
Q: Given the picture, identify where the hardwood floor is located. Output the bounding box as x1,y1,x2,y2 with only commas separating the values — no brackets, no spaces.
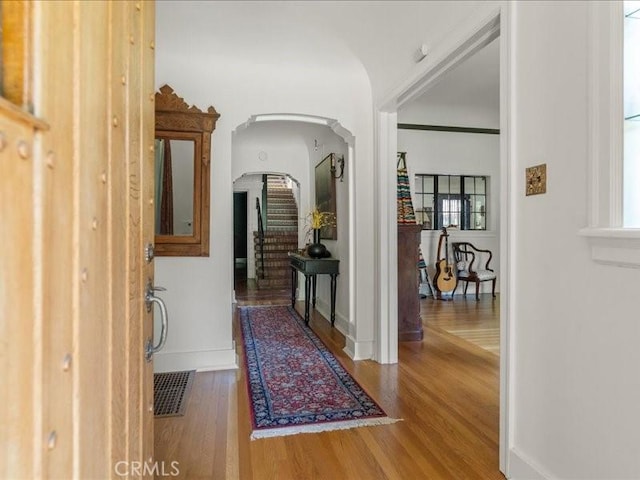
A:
235,268,291,306
155,291,503,479
422,294,500,355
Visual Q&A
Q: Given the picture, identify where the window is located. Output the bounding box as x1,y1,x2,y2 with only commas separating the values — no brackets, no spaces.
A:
414,174,487,230
624,1,640,227
580,1,640,267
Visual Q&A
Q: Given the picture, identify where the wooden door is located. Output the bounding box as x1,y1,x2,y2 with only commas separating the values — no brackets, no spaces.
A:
0,1,155,478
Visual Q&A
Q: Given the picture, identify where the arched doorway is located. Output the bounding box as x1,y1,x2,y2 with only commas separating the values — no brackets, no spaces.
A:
231,114,358,348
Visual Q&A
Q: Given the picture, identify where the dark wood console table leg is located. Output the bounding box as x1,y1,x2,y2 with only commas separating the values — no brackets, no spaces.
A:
330,273,337,326
312,274,317,308
288,254,339,327
291,267,298,308
304,274,312,325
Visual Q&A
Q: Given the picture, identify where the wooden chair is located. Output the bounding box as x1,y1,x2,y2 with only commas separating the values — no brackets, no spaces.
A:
451,242,496,301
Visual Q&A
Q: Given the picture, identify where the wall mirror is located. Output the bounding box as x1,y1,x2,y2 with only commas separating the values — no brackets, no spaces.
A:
155,84,220,256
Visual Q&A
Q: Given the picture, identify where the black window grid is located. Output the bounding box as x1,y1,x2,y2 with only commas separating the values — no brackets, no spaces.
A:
414,174,487,231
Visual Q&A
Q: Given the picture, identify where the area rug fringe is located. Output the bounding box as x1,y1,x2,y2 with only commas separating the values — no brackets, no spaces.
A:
251,416,402,440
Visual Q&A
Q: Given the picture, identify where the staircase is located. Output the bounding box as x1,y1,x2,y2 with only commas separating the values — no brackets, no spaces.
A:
265,176,298,231
255,175,298,289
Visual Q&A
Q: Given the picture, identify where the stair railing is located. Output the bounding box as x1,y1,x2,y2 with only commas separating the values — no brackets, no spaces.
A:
256,197,265,279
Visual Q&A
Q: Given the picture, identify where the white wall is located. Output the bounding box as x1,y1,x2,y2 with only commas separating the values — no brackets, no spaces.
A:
154,1,376,371
307,130,350,327
507,2,640,478
398,102,500,296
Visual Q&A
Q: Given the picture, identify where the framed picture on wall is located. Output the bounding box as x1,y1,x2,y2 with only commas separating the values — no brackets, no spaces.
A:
315,153,337,240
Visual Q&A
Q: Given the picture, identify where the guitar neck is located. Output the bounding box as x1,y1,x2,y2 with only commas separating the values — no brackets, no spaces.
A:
438,228,450,263
444,234,449,263
436,234,445,261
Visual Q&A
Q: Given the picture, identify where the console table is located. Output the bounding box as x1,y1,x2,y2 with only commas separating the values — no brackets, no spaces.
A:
289,253,339,326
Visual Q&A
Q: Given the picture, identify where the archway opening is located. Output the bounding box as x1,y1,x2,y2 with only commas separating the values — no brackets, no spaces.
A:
231,115,356,341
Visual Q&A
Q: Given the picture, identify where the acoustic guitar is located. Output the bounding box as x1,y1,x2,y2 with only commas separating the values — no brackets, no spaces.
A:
434,227,457,294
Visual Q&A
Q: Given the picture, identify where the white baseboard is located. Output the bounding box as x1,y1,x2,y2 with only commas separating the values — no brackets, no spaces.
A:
343,336,374,360
315,298,347,330
315,298,373,360
508,448,553,480
153,344,238,373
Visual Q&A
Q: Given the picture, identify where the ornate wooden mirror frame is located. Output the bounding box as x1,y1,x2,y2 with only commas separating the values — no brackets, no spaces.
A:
154,84,220,256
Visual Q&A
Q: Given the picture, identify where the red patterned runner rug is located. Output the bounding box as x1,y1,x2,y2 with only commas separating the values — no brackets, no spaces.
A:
239,305,399,440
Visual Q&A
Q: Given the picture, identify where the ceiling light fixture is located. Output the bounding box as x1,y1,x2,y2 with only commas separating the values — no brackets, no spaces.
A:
415,44,429,62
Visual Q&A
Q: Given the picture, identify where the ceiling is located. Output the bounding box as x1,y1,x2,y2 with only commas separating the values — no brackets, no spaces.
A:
156,1,499,126
401,37,500,118
156,1,489,100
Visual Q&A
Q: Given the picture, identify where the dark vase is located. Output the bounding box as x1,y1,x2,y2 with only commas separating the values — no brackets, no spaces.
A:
307,228,331,258
308,229,327,258
307,243,327,259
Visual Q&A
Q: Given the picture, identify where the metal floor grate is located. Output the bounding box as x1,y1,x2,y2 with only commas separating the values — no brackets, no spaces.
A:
153,370,195,417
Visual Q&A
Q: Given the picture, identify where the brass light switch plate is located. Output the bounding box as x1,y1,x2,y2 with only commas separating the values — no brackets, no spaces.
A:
526,164,547,196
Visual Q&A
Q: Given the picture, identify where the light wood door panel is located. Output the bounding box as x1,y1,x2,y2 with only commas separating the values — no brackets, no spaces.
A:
38,3,75,477
0,1,155,478
140,1,157,471
75,2,111,475
109,1,132,473
0,101,38,480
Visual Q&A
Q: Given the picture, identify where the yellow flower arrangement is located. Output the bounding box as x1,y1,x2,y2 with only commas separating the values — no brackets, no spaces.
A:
309,208,336,230
304,208,336,244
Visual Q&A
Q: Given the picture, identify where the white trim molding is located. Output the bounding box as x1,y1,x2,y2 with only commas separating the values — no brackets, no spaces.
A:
373,111,399,364
314,297,374,360
315,298,348,334
499,4,515,475
153,345,238,373
508,448,554,480
586,1,624,228
343,336,374,362
579,228,640,268
583,1,640,266
313,296,373,360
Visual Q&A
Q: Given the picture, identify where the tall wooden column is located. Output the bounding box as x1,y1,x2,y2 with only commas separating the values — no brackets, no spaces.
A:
397,223,424,341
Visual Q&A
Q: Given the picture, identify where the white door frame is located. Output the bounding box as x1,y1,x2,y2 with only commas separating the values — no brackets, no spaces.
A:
374,5,513,476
